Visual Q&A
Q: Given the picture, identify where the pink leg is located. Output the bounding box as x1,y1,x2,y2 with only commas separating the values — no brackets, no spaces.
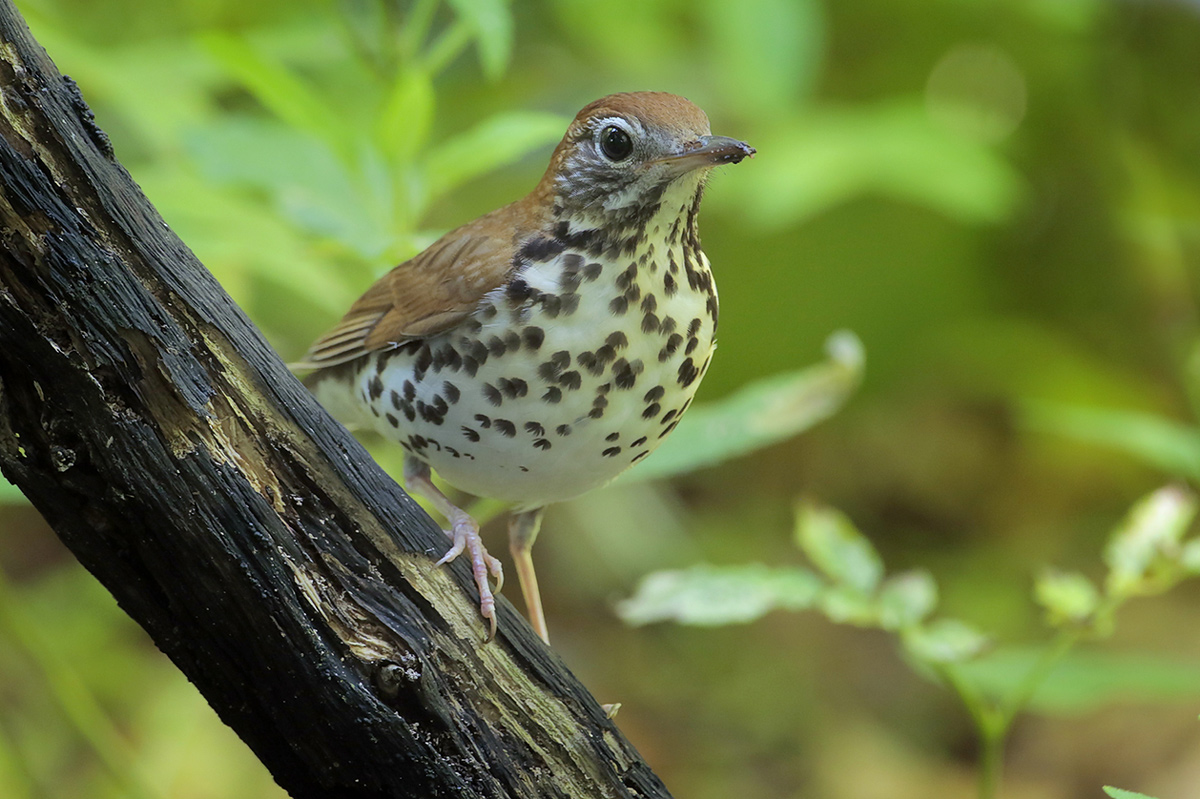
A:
404,458,504,640
509,508,548,644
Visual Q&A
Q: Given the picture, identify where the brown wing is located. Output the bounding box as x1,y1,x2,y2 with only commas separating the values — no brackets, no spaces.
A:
295,217,521,371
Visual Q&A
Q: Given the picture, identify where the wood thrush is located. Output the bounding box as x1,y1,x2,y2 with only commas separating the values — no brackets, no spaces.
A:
298,92,753,643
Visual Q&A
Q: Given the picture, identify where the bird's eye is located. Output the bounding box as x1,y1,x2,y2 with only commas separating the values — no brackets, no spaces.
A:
599,125,634,161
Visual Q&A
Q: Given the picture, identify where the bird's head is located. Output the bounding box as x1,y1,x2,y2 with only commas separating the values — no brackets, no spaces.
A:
538,92,754,230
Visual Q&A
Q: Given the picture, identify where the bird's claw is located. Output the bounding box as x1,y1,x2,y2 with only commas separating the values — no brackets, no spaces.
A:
437,514,504,641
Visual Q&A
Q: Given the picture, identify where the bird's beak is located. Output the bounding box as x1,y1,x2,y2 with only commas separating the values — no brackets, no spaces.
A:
655,135,756,172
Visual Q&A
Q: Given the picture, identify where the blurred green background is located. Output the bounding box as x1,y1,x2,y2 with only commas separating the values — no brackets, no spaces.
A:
2,0,1200,797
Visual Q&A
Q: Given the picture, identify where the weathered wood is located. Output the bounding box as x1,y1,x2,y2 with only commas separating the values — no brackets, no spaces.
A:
0,4,671,797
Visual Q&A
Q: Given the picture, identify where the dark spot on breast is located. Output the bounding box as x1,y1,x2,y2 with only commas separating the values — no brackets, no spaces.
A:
474,413,492,428
588,406,605,420
543,386,563,403
461,426,480,442
661,316,677,334
632,451,650,463
578,351,597,372
559,370,582,390
534,438,552,450
480,304,498,320
462,356,480,377
368,374,384,401
624,284,642,304
642,402,661,419
560,294,581,315
706,295,719,327
520,237,566,263
402,405,416,422
487,335,507,358
524,421,545,436
641,312,660,334
661,408,678,424
685,336,699,355
494,419,516,437
595,344,617,364
659,419,680,438
541,294,562,318
390,390,402,410
644,385,665,403
593,394,608,411
583,262,603,281
556,424,572,436
677,358,700,388
641,294,658,314
631,436,647,447
609,296,628,315
386,413,399,427
664,272,677,297
403,380,416,400
615,263,638,290
605,432,620,442
464,339,489,364
602,446,621,457
443,382,460,403
483,383,503,406
688,318,702,337
522,326,545,351
498,377,528,399
658,333,684,362
606,331,628,350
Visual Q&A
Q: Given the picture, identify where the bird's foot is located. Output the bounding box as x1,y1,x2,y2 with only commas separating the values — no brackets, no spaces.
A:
436,511,505,641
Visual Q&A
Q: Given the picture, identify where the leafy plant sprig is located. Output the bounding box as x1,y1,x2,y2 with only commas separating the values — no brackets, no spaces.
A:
620,485,1200,799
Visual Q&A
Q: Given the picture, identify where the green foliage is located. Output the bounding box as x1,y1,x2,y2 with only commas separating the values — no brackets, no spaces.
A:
622,485,1200,799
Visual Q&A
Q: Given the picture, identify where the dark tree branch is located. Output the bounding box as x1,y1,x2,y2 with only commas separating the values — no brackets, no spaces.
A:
0,3,671,797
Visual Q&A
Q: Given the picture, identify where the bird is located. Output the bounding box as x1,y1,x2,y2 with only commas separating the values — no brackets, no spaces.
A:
297,92,753,643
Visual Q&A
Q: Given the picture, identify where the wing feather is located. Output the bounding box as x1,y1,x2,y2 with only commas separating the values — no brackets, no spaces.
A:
296,206,527,372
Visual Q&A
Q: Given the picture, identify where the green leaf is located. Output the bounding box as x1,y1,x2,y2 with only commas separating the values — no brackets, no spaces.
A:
1104,485,1198,596
818,584,877,626
877,571,938,630
959,647,1200,715
1034,570,1100,626
720,101,1023,229
445,0,513,80
424,111,568,199
794,500,883,593
200,32,348,159
1021,401,1200,480
903,618,988,664
1104,788,1159,799
617,564,822,627
375,69,435,162
626,330,864,483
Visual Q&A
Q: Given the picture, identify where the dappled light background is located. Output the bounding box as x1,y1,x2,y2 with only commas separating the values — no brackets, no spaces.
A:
2,0,1200,797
